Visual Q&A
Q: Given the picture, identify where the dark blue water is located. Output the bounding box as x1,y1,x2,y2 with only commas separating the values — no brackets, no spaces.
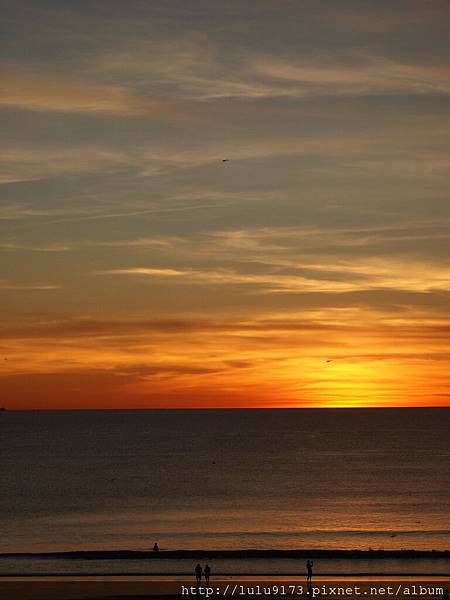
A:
1,409,449,572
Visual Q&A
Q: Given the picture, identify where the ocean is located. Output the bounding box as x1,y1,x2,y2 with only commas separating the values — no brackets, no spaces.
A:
1,409,449,576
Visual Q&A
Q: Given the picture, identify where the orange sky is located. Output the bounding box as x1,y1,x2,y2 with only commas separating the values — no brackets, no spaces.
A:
1,1,449,408
3,304,449,408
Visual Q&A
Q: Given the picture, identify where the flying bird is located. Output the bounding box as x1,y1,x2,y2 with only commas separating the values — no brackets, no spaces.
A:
326,360,333,363
222,159,229,162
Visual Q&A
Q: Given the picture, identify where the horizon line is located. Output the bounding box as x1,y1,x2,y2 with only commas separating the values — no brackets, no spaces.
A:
2,406,449,411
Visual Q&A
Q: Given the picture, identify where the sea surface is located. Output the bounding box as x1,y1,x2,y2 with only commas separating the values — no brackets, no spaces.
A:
1,409,449,575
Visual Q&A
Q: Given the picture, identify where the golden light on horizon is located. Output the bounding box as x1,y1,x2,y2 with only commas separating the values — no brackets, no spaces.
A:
1,304,449,409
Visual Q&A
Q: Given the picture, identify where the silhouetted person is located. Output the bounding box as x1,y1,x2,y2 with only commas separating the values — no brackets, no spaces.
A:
204,564,211,585
442,590,449,600
306,560,313,583
153,542,159,551
195,563,202,585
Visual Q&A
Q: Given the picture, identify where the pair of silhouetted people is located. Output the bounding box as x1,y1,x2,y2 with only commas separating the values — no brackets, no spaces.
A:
195,563,211,585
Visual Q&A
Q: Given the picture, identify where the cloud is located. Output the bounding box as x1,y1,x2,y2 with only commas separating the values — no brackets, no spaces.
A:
0,315,337,341
3,2,450,124
91,37,271,101
95,266,358,292
0,66,146,116
0,280,60,290
251,55,450,98
0,63,201,121
2,308,449,408
81,220,450,265
90,236,177,249
1,101,448,183
0,144,133,184
209,223,450,252
95,254,450,294
104,267,186,277
4,310,448,347
0,241,72,252
89,27,450,101
91,34,450,101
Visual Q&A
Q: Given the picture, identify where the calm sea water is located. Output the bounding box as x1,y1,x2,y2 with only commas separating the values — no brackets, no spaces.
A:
1,409,449,574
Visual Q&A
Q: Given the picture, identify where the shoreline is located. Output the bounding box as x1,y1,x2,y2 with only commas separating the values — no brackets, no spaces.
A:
2,550,449,560
2,572,450,578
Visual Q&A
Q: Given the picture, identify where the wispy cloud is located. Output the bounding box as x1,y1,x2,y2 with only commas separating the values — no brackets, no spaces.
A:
251,55,450,97
0,241,72,252
92,37,450,101
4,36,448,124
0,280,61,290
95,256,450,294
0,144,132,184
2,106,448,183
0,66,146,116
90,236,177,249
0,63,194,119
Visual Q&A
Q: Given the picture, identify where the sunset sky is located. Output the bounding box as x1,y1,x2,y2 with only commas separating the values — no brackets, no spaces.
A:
1,0,449,408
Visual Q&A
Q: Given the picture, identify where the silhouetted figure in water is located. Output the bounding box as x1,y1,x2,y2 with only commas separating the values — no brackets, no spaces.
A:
195,563,202,585
153,542,159,551
204,564,211,585
306,560,313,583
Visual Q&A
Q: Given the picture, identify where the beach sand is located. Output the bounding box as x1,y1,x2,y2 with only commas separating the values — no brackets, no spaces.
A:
0,579,169,599
1,578,449,600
